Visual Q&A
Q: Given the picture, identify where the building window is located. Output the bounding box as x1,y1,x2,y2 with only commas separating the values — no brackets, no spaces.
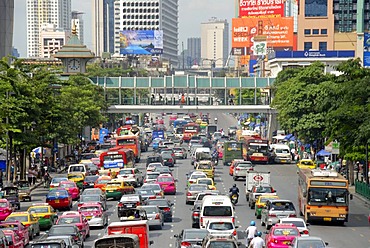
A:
304,42,312,50
304,29,311,35
305,0,327,17
312,29,319,34
319,42,327,51
321,29,327,34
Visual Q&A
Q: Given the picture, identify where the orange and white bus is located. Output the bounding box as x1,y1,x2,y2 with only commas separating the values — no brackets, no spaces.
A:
116,135,141,162
182,123,200,142
99,149,135,170
297,168,352,225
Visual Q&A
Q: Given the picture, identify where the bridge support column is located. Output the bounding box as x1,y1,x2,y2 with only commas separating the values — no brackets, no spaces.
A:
267,112,278,140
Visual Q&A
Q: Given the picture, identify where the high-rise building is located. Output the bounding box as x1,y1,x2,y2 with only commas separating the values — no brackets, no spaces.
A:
92,0,115,57
187,38,201,67
26,0,71,58
39,23,67,58
285,0,299,33
71,11,84,44
201,18,229,68
113,0,179,67
0,0,14,59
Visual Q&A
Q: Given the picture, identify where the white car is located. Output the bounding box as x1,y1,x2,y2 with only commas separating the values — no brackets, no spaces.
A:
187,171,207,185
279,218,310,236
146,162,163,172
206,220,238,239
116,168,144,187
144,172,160,184
140,183,164,198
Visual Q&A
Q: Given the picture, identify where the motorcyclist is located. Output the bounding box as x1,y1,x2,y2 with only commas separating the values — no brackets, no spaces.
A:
245,221,258,246
229,184,239,201
249,231,265,248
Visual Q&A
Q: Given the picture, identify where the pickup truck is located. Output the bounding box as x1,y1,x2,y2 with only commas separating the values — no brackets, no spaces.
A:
245,171,271,201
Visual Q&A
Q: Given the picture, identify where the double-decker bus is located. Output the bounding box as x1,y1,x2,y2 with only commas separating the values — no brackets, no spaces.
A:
298,168,352,225
116,135,141,162
242,137,269,163
182,123,200,142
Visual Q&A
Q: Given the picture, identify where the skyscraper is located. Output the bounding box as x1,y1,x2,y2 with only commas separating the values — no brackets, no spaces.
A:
0,0,14,59
187,38,201,67
26,0,71,58
201,18,229,68
72,11,84,45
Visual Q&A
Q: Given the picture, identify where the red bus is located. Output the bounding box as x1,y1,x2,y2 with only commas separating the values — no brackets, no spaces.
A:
242,137,269,163
116,135,141,162
182,123,200,142
99,148,135,170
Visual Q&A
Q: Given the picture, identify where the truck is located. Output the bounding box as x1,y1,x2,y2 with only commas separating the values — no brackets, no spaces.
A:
223,141,243,166
107,220,153,248
206,124,217,139
245,171,271,201
93,234,141,248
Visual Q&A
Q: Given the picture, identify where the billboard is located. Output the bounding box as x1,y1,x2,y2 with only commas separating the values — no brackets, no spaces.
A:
232,17,294,50
251,41,267,55
364,33,370,67
120,30,163,54
239,0,284,18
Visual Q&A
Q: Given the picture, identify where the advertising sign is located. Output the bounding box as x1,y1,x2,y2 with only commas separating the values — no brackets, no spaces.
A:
364,33,370,67
232,17,294,49
232,47,246,56
120,30,163,54
252,41,267,55
239,0,285,18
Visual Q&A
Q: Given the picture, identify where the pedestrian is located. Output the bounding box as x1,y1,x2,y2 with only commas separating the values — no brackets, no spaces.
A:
28,166,37,185
181,93,185,105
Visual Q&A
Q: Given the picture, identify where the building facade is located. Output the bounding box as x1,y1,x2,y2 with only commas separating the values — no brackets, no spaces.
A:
26,0,71,58
187,37,201,67
39,23,67,58
0,0,14,59
200,18,229,68
71,11,84,44
113,0,179,67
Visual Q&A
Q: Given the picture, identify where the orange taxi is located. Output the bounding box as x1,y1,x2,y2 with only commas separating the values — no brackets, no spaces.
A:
229,159,244,176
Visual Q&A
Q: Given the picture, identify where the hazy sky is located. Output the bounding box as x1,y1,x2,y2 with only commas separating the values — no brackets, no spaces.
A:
13,0,235,57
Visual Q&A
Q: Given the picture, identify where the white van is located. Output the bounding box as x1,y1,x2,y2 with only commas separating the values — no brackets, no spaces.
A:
200,195,235,229
271,144,291,163
67,164,88,176
191,147,211,165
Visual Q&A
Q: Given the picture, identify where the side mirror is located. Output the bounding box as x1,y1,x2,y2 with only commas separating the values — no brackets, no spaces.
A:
325,242,329,246
196,242,202,245
174,234,178,238
149,241,154,245
244,183,246,186
264,231,269,234
235,225,239,228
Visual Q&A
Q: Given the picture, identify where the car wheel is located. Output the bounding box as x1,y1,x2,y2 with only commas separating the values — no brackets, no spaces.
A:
185,200,189,205
233,176,237,181
86,230,90,238
266,224,271,230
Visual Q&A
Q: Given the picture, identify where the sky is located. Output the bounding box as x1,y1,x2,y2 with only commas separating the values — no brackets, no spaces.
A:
13,0,235,57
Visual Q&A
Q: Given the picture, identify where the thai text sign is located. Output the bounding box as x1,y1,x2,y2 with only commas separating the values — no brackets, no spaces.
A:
239,0,284,17
232,17,294,49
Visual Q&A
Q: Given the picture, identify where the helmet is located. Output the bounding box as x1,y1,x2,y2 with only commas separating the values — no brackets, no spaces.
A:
257,231,262,237
250,221,256,226
233,184,237,188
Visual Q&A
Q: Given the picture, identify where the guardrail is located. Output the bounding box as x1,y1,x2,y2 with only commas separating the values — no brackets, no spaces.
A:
355,180,370,200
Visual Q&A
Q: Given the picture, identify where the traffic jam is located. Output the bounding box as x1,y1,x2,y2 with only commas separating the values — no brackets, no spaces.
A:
0,113,353,248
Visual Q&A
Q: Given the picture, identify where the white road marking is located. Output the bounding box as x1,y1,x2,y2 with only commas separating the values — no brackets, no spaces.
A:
169,244,173,247
171,229,174,232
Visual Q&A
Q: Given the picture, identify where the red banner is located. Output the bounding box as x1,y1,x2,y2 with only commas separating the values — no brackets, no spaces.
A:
239,0,285,18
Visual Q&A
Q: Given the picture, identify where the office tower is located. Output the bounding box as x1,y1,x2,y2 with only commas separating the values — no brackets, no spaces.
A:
72,11,84,44
39,23,68,58
0,0,14,59
201,18,229,68
114,0,179,66
26,0,71,58
92,0,115,57
187,38,201,67
285,0,299,33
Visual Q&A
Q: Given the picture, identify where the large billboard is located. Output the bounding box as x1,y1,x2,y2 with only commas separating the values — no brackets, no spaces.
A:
239,0,285,18
120,30,163,54
232,17,294,50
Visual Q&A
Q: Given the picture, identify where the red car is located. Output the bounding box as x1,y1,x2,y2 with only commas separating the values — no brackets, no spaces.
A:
46,189,72,210
265,223,301,248
0,221,29,246
0,199,13,221
3,230,24,248
59,181,80,200
56,211,90,240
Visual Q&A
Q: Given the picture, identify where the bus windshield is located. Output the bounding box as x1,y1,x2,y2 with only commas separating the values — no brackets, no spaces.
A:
308,188,348,205
117,139,136,145
103,155,123,161
248,144,269,154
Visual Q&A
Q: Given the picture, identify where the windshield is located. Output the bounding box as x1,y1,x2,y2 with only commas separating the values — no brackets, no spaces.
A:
275,149,290,154
51,178,67,184
80,195,100,202
49,226,75,235
248,144,269,154
81,154,96,159
198,164,211,169
61,183,75,188
308,188,348,205
85,176,99,183
157,177,173,182
117,139,136,145
0,202,8,208
147,200,168,206
140,206,158,214
255,186,273,193
58,217,80,224
97,179,110,184
103,154,123,161
197,179,212,185
141,184,161,191
184,230,208,239
69,166,84,172
82,189,101,195
297,240,325,248
209,222,233,230
209,241,236,248
31,244,62,248
137,190,154,196
189,185,208,191
146,174,159,179
260,197,277,203
203,206,232,216
48,191,68,198
273,228,299,236
29,207,49,213
119,170,133,175
191,174,207,180
271,202,295,211
80,206,100,212
281,220,305,227
107,183,121,187
6,215,28,222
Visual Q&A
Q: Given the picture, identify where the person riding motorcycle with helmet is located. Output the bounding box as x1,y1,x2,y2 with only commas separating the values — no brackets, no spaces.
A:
229,184,239,203
245,221,257,246
249,231,265,248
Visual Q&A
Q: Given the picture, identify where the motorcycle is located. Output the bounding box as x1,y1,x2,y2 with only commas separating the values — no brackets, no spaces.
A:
230,193,238,205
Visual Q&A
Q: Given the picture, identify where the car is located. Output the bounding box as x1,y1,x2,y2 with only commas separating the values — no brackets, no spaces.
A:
3,230,24,248
78,194,107,210
58,181,80,200
160,153,175,167
67,173,85,189
117,195,143,218
81,188,107,201
135,189,157,201
155,174,176,195
86,163,99,175
194,191,220,205
265,223,301,248
186,171,207,188
94,176,112,191
140,183,164,198
173,147,187,159
255,195,280,219
49,177,68,189
231,160,254,181
104,179,135,200
46,189,73,210
296,159,316,169
196,178,216,190
137,205,164,230
185,184,209,205
80,153,98,164
146,163,163,173
206,220,238,239
261,200,297,230
56,212,90,240
248,184,277,209
146,155,161,167
174,228,209,248
279,218,310,236
195,161,214,179
27,203,58,230
82,175,99,190
154,166,173,175
45,235,80,248
47,224,83,247
145,199,173,222
116,168,144,187
144,172,160,184
0,199,13,221
0,221,30,245
78,203,108,228
289,236,328,248
228,126,238,136
212,132,222,142
5,212,40,238
162,141,175,149
200,234,241,248
190,202,202,228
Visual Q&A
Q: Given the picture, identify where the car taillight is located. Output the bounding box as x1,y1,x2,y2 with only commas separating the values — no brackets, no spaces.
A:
77,224,83,230
149,196,156,199
192,212,199,217
232,230,237,236
249,167,254,171
163,207,170,212
78,204,83,208
256,204,263,208
289,214,296,217
136,202,140,206
272,238,278,244
169,183,174,187
236,168,240,171
83,182,88,185
302,230,309,235
200,217,203,226
168,159,173,162
231,217,235,223
155,214,160,219
180,242,191,247
187,192,192,196
144,179,147,183
269,213,277,217
24,224,30,227
118,203,123,207
43,214,51,219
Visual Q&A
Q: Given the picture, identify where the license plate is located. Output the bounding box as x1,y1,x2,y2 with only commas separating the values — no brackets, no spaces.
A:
55,200,59,203
107,190,113,192
126,204,133,208
281,160,286,163
86,216,92,220
324,218,332,221
283,241,290,245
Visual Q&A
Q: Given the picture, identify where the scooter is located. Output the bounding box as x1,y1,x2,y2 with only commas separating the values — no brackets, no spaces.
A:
230,193,239,205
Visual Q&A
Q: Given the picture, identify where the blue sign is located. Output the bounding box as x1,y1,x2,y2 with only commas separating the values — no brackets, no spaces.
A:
104,161,124,169
364,33,370,67
269,50,355,59
249,60,257,74
99,128,109,144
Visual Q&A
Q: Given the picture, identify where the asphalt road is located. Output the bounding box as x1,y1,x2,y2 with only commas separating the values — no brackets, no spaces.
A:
24,113,370,248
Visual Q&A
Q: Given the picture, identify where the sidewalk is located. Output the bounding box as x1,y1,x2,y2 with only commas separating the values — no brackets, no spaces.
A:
348,186,369,204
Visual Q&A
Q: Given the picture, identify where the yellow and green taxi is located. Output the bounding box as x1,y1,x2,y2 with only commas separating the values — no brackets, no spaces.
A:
27,203,58,230
196,178,217,190
67,173,85,189
195,118,202,124
104,178,135,200
5,211,41,237
195,161,214,179
200,121,208,129
296,159,316,169
255,194,280,219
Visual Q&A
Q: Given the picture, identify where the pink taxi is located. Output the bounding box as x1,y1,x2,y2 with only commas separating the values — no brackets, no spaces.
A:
3,230,24,248
155,175,176,195
56,211,90,240
78,203,108,228
0,199,13,221
59,181,80,200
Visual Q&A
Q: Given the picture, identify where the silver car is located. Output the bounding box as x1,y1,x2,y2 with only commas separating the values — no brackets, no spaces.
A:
185,184,209,205
261,199,297,230
144,172,160,183
137,205,164,230
232,160,254,181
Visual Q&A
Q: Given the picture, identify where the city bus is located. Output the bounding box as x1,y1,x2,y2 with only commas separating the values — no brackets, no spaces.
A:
223,141,243,166
182,123,200,142
116,135,141,162
297,168,352,225
99,149,135,176
242,137,269,163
